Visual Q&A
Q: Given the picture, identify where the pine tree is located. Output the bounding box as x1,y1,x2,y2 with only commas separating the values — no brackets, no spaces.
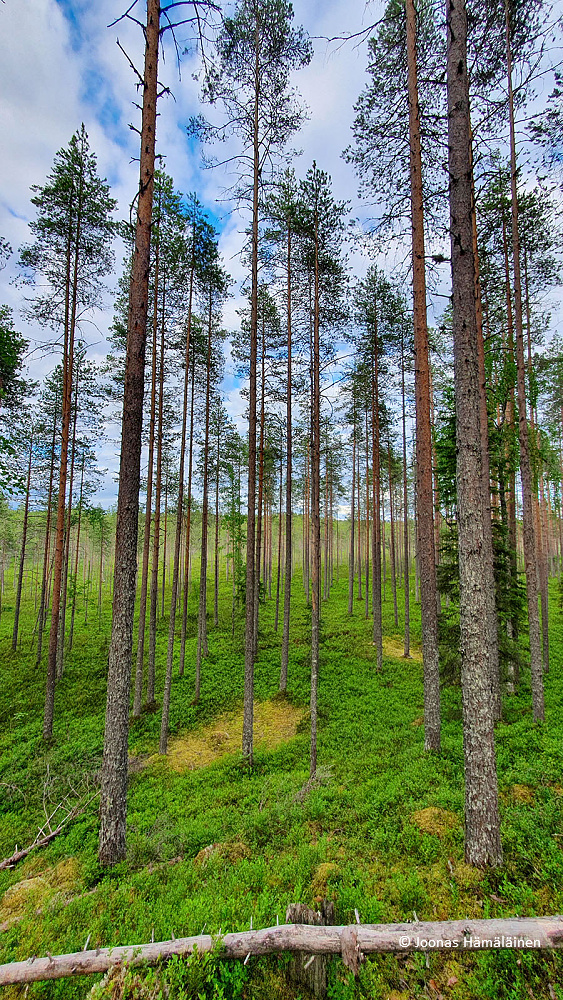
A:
446,0,502,866
195,0,311,764
298,163,348,777
0,307,27,406
99,0,160,866
19,125,116,741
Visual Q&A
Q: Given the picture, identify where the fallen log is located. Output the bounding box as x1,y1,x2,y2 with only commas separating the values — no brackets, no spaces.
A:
1,917,563,986
286,900,335,998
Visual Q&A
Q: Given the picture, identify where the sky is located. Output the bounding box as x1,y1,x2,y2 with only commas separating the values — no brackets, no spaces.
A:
0,0,384,505
0,0,562,506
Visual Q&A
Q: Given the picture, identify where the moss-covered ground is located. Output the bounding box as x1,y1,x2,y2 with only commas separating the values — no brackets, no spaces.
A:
1,568,563,999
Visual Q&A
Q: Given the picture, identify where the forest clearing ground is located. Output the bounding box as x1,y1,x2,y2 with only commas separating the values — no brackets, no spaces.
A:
144,699,305,773
381,636,422,661
0,575,562,997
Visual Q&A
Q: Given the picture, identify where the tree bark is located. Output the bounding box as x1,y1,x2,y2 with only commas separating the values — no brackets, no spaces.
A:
348,426,356,615
310,192,321,779
12,431,34,650
43,173,82,740
68,451,85,652
356,442,363,601
56,362,80,678
98,0,160,865
326,446,332,604
401,328,411,658
388,439,399,628
364,412,370,618
36,400,58,665
280,222,293,689
242,11,261,765
147,273,165,708
447,0,502,866
133,215,159,717
523,239,549,675
406,0,440,751
470,150,501,718
501,211,520,653
159,254,195,751
275,445,283,631
195,294,213,704
253,319,266,660
505,0,544,721
179,349,196,677
214,402,220,628
304,439,310,604
371,344,382,669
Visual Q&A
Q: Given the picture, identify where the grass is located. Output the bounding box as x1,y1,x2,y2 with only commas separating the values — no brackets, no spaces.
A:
1,565,563,999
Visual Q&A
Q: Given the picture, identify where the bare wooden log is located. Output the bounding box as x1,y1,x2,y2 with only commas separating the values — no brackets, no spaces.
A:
1,918,563,986
341,925,363,975
286,900,335,997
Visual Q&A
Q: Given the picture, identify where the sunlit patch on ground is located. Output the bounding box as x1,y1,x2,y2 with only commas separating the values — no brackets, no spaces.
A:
382,636,422,662
411,807,459,837
503,783,535,804
149,699,305,772
0,857,81,929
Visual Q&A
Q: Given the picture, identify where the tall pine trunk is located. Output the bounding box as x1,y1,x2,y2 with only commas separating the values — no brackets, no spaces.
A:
133,219,159,717
275,446,283,632
12,431,34,650
447,0,502,866
280,221,293,689
310,197,321,779
388,440,399,629
43,173,83,740
253,323,266,660
371,344,382,669
195,295,213,703
56,366,80,678
364,412,370,619
68,451,85,652
348,426,356,615
98,0,160,864
179,350,196,677
401,328,411,658
242,13,261,765
470,152,501,718
406,0,440,751
37,401,58,665
505,0,544,721
214,403,221,628
159,252,196,751
147,276,165,707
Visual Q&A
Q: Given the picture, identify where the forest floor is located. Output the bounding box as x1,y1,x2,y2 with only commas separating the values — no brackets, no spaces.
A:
1,572,563,999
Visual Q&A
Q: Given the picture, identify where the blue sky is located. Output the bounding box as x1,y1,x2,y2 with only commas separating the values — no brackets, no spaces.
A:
0,1,375,510
1,0,562,506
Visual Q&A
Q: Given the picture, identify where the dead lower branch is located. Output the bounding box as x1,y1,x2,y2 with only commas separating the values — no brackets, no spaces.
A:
0,770,98,872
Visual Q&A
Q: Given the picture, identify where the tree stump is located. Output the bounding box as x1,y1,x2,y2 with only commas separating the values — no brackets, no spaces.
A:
285,901,335,998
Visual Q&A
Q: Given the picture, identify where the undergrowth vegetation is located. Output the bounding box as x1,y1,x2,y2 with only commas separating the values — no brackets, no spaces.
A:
1,570,563,999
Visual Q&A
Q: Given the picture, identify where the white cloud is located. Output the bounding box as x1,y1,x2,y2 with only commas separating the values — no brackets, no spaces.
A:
4,0,559,507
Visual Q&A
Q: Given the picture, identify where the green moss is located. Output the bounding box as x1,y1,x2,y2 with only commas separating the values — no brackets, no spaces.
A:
1,572,563,997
